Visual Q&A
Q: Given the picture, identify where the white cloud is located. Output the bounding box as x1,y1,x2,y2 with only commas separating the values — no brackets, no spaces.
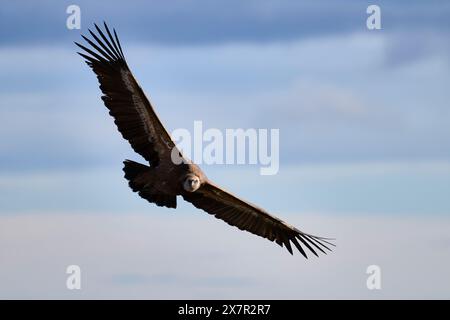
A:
1,32,449,169
0,211,449,299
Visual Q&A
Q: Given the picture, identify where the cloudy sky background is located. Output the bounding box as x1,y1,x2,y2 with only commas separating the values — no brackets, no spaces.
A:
1,1,450,299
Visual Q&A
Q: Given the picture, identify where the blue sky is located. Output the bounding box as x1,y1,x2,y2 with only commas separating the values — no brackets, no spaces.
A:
1,1,450,298
1,1,450,171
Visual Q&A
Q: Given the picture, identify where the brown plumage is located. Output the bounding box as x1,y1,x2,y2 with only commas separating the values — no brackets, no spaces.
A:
75,23,335,257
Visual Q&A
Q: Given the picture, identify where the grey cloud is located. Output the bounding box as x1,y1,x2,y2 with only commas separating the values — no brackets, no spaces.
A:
384,31,450,67
1,1,450,46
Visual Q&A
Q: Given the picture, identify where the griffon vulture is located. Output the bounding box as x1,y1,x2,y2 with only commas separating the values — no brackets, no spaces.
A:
75,23,334,257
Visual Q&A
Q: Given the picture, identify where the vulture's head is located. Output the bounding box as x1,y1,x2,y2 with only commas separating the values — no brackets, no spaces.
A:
183,174,201,192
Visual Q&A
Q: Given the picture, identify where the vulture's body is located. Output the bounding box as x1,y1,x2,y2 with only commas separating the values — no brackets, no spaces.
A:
76,23,334,257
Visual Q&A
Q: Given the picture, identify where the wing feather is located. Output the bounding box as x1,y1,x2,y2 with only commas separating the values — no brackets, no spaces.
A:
183,182,334,257
76,23,177,166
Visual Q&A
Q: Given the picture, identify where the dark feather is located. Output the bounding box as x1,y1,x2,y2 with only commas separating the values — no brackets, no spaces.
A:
183,182,334,257
77,23,335,257
76,22,178,166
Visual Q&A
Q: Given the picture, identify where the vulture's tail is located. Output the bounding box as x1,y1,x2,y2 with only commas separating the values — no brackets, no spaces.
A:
123,159,150,192
122,159,177,209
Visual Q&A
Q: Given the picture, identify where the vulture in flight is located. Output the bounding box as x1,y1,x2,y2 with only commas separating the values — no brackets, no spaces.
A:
75,23,334,257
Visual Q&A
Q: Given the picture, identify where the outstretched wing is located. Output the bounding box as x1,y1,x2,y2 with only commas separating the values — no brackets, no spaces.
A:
182,182,334,257
75,22,176,166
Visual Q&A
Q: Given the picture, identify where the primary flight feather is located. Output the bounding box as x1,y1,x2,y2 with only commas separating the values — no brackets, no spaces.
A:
75,23,335,257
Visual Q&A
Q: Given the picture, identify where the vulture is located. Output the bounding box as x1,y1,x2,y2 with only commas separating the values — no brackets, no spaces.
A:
75,23,334,257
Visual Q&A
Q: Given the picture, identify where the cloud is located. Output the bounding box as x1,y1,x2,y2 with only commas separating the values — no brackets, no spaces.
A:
1,1,450,46
1,31,450,171
384,31,450,68
0,211,449,299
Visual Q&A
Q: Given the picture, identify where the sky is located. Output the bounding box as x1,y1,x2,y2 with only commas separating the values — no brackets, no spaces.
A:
0,1,450,299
